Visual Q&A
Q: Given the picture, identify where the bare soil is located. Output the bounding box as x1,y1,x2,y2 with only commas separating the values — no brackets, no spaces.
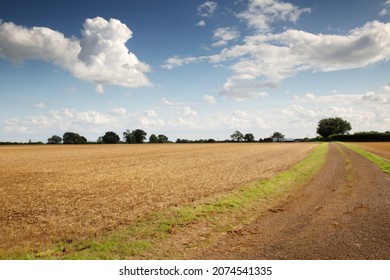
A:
0,143,316,251
198,143,390,259
351,142,390,160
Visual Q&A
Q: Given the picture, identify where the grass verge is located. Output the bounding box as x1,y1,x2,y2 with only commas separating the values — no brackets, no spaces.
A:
3,143,328,260
342,143,390,175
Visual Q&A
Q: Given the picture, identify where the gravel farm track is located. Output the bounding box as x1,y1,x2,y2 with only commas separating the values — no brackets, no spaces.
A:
198,143,390,259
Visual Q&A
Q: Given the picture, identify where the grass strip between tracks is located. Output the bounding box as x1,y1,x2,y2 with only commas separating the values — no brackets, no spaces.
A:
4,143,328,260
342,143,390,175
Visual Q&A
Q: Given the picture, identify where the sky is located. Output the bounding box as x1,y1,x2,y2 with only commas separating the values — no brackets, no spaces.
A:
1,0,390,142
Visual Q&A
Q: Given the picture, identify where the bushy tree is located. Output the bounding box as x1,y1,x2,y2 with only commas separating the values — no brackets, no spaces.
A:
123,129,147,144
158,134,169,143
149,134,159,143
63,132,87,144
230,130,244,142
101,131,120,144
244,133,255,142
316,117,351,138
271,132,284,142
47,135,62,144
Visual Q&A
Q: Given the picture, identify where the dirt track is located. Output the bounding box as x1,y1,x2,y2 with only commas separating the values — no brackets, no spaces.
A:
199,143,390,259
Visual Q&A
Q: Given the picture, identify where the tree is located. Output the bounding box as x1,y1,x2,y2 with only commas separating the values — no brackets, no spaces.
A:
158,134,169,143
244,133,255,142
123,129,147,144
149,134,159,143
101,131,120,144
63,132,87,144
47,135,62,144
271,132,284,142
316,117,352,138
230,130,244,142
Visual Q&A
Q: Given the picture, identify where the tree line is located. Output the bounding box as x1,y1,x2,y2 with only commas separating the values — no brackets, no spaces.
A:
46,130,290,145
47,129,170,144
4,117,388,145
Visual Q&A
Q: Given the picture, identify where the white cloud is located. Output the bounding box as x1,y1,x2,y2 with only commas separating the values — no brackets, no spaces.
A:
237,0,311,32
361,91,389,103
197,20,206,27
161,97,175,106
221,77,269,100
198,1,217,17
161,56,199,70
203,95,216,104
3,118,32,133
33,102,47,109
380,0,390,16
0,17,152,88
182,106,198,117
164,20,390,98
75,110,118,125
95,84,104,93
212,27,240,47
109,107,127,118
145,109,157,117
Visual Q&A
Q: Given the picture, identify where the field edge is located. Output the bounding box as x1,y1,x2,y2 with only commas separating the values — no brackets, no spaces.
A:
342,143,390,175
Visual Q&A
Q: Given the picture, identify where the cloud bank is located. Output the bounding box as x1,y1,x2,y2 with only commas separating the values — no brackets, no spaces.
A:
0,17,152,89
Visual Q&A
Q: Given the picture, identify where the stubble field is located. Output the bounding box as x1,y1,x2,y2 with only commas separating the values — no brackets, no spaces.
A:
0,143,317,253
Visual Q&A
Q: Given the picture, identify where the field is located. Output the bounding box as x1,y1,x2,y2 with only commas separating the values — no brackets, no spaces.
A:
0,143,318,256
349,142,390,160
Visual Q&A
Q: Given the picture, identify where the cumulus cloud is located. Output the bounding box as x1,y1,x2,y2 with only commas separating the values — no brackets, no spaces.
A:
109,107,127,118
3,109,122,138
33,102,47,109
198,1,218,17
162,0,390,100
197,20,206,27
145,109,157,117
75,110,118,125
212,27,240,47
222,77,269,100
380,0,390,16
161,97,175,106
182,106,198,117
161,56,199,70
237,0,311,32
95,84,104,94
203,95,217,104
164,19,390,99
0,17,152,88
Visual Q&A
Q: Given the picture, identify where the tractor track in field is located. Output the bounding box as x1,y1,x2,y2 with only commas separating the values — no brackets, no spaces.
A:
197,143,390,259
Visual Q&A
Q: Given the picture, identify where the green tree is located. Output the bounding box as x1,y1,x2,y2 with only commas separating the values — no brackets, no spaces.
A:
102,131,120,144
63,132,87,144
271,132,284,142
47,135,62,144
158,134,169,143
123,129,147,144
316,117,352,138
244,133,255,142
149,134,159,143
230,130,244,142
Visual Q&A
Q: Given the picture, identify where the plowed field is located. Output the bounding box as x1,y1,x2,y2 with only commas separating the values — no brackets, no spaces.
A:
0,143,317,252
351,142,390,160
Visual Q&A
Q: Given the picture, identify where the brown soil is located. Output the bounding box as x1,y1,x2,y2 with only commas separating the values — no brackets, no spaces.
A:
0,143,316,251
197,143,390,259
351,142,390,160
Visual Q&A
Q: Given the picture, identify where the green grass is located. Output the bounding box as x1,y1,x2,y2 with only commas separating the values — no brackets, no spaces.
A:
342,143,390,175
3,143,328,260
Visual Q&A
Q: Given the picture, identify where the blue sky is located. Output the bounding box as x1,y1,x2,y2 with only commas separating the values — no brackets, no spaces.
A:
1,0,390,142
